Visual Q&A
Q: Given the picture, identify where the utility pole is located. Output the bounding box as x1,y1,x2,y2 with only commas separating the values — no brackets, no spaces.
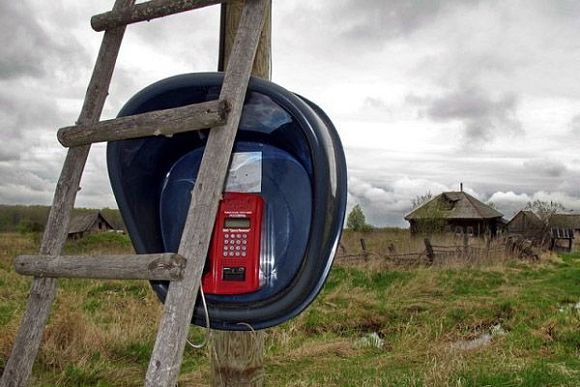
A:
211,1,271,386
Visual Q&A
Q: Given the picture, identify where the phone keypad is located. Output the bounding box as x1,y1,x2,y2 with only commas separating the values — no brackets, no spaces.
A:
223,232,248,257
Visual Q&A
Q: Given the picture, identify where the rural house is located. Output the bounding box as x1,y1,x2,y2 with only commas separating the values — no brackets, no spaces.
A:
548,213,580,250
405,190,504,236
68,211,114,239
506,210,544,238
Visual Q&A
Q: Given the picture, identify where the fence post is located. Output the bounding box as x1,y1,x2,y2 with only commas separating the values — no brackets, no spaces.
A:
424,238,434,264
360,238,369,260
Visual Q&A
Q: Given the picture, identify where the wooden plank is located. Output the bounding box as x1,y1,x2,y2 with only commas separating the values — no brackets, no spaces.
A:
144,1,268,385
14,253,186,281
57,99,228,147
211,2,270,384
92,0,223,32
0,2,134,386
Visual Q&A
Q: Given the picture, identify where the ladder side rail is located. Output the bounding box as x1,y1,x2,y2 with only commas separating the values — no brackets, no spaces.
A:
0,1,135,386
92,0,224,32
144,0,268,385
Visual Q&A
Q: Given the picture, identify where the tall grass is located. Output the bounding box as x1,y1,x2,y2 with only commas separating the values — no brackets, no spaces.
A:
338,229,541,269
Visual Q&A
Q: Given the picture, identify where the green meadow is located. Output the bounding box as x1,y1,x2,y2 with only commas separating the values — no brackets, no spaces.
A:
1,231,578,386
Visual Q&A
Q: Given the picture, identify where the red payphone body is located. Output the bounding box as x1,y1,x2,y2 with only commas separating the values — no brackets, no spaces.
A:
202,192,264,295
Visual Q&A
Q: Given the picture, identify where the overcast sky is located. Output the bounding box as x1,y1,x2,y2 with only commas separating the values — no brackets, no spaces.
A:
1,0,580,227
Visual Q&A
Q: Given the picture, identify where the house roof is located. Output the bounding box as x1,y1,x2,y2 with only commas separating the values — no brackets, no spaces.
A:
507,210,544,228
68,211,114,234
549,213,580,229
404,191,503,221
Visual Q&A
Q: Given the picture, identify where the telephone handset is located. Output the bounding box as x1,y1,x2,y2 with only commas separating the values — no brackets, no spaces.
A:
202,192,264,295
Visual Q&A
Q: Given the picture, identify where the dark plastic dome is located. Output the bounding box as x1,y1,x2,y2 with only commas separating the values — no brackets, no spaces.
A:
107,73,347,330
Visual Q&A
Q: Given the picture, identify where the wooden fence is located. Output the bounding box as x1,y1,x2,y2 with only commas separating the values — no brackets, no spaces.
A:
336,235,538,267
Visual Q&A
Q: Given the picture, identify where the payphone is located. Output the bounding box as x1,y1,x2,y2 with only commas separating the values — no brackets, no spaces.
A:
203,192,263,295
108,72,347,330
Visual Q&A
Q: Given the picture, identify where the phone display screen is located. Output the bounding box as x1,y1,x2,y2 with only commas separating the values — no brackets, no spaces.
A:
224,217,250,229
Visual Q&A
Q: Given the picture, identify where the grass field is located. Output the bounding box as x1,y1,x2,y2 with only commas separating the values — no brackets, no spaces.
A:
1,231,579,386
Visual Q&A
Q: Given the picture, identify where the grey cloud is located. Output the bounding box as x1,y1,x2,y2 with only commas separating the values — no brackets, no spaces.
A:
490,190,580,220
127,7,219,68
570,114,580,134
329,0,483,45
523,158,568,177
0,87,64,163
410,85,522,144
0,1,88,80
0,147,20,162
347,176,450,227
362,97,390,112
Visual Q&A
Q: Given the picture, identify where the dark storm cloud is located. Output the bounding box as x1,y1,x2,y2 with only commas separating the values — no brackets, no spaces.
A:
409,85,522,144
0,1,88,80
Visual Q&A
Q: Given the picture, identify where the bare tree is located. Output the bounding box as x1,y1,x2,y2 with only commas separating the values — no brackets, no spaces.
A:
411,191,433,210
524,199,565,226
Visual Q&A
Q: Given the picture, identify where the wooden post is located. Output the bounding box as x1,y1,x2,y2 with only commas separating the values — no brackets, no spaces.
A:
359,238,367,252
423,238,434,264
144,1,268,385
210,1,270,386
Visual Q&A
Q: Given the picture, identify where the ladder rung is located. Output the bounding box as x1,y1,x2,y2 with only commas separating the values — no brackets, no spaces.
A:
57,99,228,147
14,253,186,281
91,0,224,32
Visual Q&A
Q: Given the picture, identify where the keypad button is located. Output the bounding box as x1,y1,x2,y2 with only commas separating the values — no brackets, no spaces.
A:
242,240,247,245
241,245,247,251
235,252,240,257
241,252,247,257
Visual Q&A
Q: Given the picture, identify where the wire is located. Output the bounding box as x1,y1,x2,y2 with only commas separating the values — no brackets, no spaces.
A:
186,284,211,349
236,322,256,333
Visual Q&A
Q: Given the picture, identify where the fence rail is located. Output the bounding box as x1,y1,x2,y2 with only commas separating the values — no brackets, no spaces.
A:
335,235,544,267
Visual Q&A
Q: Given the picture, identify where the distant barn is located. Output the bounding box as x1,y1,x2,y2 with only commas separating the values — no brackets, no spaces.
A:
506,210,544,238
68,211,114,239
549,213,580,250
549,213,580,239
405,191,504,236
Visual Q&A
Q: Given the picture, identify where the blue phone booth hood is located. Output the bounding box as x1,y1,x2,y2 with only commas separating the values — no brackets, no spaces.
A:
107,73,347,330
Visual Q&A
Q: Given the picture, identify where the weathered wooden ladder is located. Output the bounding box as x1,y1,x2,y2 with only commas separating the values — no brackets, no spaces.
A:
0,0,268,386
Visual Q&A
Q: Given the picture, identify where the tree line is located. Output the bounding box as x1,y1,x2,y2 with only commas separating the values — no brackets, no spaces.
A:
0,205,125,233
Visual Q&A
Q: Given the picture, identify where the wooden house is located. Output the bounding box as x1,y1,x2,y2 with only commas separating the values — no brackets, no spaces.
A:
506,210,544,238
405,191,504,236
68,211,114,239
549,213,580,250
